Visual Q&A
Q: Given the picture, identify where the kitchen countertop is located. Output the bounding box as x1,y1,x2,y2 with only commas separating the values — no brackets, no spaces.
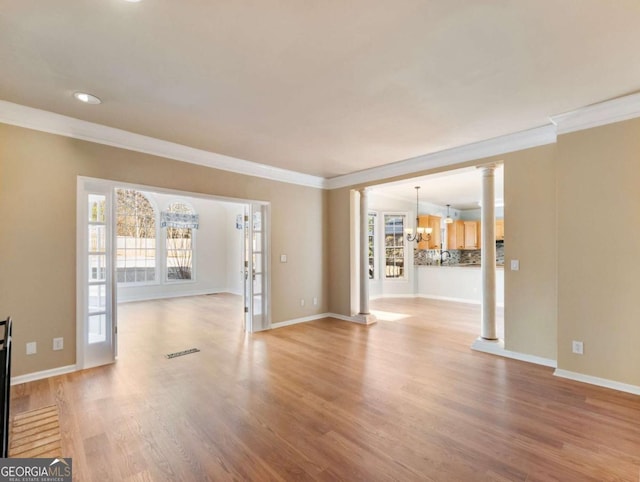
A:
417,263,504,268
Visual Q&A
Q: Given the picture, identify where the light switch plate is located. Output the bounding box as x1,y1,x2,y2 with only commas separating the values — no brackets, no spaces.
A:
26,341,37,355
572,340,584,355
280,254,287,263
510,259,520,271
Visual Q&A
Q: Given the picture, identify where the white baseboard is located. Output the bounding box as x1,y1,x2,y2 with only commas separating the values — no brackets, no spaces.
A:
471,337,557,368
328,313,372,324
11,364,77,386
270,312,376,329
417,294,505,308
270,313,332,329
372,293,505,308
117,289,227,303
553,369,640,396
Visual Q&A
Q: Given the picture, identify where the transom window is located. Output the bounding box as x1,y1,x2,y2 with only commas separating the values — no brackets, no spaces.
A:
384,214,405,279
115,189,156,284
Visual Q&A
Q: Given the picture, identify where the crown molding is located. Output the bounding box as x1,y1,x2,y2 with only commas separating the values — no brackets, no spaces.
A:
325,124,557,190
550,92,640,135
0,100,326,189
4,92,640,191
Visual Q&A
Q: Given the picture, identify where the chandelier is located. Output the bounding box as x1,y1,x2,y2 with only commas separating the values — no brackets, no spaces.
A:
406,186,432,244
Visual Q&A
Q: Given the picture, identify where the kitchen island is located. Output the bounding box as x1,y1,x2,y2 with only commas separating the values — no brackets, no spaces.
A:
416,264,504,306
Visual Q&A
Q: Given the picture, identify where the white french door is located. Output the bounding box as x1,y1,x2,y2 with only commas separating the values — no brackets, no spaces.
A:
243,203,270,332
77,178,117,369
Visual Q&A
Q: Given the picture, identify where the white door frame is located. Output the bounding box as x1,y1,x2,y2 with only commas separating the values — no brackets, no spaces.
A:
76,178,117,369
243,203,271,332
76,176,271,370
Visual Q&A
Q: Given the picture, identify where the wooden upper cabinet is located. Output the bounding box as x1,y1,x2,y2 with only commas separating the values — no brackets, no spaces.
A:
417,215,441,250
447,220,465,250
495,219,505,241
463,221,480,249
448,219,503,250
428,215,441,249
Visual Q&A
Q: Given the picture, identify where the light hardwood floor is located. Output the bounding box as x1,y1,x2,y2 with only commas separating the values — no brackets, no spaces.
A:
10,294,640,481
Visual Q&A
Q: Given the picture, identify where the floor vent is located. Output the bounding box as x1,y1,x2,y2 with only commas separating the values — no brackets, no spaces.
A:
166,348,200,359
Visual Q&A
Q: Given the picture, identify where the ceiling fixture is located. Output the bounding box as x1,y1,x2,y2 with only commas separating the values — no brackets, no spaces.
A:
445,204,454,224
406,186,432,244
73,92,101,104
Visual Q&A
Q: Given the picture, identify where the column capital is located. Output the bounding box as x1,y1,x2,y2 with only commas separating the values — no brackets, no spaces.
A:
358,186,370,195
476,163,500,174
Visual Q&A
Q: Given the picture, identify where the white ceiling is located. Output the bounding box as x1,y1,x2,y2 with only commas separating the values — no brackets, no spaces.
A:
372,165,503,211
1,1,640,179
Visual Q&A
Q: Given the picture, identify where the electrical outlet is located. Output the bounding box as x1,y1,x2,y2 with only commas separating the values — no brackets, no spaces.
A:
313,297,318,306
300,299,305,307
26,342,37,355
280,254,287,263
572,340,584,355
510,259,520,271
53,337,64,351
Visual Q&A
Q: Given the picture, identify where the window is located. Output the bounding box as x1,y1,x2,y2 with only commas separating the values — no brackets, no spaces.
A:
165,202,196,281
115,189,156,284
384,214,405,278
368,213,376,279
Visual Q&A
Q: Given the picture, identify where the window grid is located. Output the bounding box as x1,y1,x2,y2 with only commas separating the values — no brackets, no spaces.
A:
384,214,405,279
116,189,156,284
166,202,194,281
368,213,376,280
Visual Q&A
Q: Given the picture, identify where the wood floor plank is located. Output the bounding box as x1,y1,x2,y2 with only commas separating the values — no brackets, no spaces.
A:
9,294,640,480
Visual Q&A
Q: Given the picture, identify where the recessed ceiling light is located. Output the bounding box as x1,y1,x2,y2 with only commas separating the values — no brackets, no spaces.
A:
73,92,102,104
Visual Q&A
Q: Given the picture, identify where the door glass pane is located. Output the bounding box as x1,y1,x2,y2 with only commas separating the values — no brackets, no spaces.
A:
253,273,262,294
88,284,106,313
252,253,262,273
252,232,262,251
88,255,107,282
88,194,106,223
253,296,262,315
88,314,106,344
89,225,106,252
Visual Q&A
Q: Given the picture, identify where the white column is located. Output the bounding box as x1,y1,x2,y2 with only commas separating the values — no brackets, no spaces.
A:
359,188,370,315
480,165,497,340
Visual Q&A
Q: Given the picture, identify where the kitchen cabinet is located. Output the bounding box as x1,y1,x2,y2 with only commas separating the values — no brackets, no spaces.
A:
463,221,480,249
447,220,465,250
495,219,504,241
417,215,441,250
448,219,503,249
447,220,480,250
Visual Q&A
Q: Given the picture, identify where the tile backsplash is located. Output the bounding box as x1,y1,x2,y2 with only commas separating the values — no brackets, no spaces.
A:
414,244,504,266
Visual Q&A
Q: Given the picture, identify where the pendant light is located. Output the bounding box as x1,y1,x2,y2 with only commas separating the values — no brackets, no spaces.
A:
445,204,454,224
406,186,432,244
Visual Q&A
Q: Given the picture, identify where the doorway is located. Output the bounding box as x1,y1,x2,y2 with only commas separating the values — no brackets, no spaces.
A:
76,177,271,370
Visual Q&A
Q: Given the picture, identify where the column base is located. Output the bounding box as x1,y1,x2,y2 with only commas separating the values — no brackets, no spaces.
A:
353,313,377,325
471,337,503,354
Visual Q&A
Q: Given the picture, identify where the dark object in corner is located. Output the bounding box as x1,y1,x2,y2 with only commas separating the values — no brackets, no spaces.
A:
0,317,13,458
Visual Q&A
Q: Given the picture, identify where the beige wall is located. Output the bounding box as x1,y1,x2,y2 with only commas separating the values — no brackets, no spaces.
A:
556,118,640,386
327,188,352,316
503,145,558,360
0,123,327,376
